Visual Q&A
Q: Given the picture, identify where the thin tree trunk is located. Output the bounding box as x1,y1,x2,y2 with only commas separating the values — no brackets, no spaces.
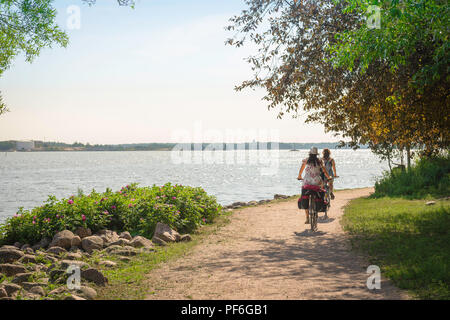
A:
406,145,411,171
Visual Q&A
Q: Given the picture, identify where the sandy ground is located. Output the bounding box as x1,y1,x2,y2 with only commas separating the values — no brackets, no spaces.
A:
145,188,409,300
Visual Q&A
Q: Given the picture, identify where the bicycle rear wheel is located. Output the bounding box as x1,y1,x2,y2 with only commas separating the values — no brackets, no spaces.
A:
309,194,318,232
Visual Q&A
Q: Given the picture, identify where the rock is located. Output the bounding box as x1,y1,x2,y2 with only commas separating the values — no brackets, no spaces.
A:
96,230,119,245
31,237,50,251
248,201,258,206
65,252,82,260
44,255,59,263
2,283,22,296
48,286,67,296
0,263,27,276
274,194,289,199
64,294,86,300
29,286,45,296
153,222,180,243
180,234,192,242
72,286,97,300
49,230,77,249
20,254,37,264
13,242,22,249
119,257,131,263
81,268,108,286
71,235,82,248
46,246,67,255
0,247,24,263
49,269,66,283
74,227,92,239
119,231,132,241
20,244,31,251
106,246,137,257
98,260,117,268
426,201,436,206
129,236,153,248
81,236,104,253
0,287,7,298
21,282,47,291
151,236,167,247
109,238,130,247
24,248,34,255
11,272,33,284
60,260,89,269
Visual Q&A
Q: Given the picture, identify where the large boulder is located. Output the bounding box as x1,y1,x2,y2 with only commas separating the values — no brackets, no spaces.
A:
11,272,33,284
81,236,104,253
0,287,7,298
74,227,92,239
96,230,119,245
49,230,77,250
71,236,82,248
0,247,24,263
0,264,27,276
129,236,154,248
152,222,181,243
119,231,132,241
81,268,108,286
60,260,89,269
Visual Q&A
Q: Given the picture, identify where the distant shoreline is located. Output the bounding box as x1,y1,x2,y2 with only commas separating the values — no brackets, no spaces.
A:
1,141,368,152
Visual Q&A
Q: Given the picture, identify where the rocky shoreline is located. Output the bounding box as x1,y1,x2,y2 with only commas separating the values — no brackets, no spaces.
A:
0,222,191,300
0,193,292,300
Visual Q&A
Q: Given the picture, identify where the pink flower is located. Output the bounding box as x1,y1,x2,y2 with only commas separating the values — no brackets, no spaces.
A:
128,204,133,208
111,205,116,210
68,200,74,205
103,211,109,215
172,197,176,200
32,220,36,224
82,215,86,221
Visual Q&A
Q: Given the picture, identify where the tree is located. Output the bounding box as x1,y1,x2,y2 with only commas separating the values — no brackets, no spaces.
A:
227,0,449,162
0,0,134,113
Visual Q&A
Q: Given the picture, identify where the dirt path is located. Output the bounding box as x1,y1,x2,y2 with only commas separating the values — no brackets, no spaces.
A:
145,188,409,300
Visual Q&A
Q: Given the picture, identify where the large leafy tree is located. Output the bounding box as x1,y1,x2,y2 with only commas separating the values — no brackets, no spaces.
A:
227,0,449,160
0,0,134,113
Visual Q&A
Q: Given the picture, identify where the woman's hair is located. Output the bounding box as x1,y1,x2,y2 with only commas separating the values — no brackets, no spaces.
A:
307,153,321,166
323,148,331,160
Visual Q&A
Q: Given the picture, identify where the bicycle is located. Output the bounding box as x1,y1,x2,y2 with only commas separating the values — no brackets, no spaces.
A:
298,183,323,232
323,176,338,219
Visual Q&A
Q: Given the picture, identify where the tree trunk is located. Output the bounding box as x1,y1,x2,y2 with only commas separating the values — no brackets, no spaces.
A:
406,145,411,171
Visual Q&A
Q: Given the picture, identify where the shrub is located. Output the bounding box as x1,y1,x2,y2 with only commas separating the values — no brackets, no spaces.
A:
374,155,450,199
0,183,222,245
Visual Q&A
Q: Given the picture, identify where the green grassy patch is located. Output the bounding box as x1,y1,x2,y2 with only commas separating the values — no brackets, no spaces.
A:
342,197,450,299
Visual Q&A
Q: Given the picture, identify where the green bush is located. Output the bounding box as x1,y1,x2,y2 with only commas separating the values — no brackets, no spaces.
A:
374,155,450,199
0,183,222,246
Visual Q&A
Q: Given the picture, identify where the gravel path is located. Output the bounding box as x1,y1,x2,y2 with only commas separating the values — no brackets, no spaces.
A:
145,188,409,300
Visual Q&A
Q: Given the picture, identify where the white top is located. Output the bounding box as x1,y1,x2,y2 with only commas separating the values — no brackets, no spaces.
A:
302,159,323,186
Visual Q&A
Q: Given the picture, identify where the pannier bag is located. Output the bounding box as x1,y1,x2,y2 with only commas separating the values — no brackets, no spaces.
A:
298,185,327,212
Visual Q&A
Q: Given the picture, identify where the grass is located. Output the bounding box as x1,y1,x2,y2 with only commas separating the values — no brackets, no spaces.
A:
342,196,450,299
91,210,234,300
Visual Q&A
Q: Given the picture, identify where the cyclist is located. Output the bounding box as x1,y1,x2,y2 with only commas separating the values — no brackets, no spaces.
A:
321,148,338,199
297,147,332,224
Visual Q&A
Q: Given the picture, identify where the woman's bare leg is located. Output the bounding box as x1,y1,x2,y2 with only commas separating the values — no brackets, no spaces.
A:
305,209,309,224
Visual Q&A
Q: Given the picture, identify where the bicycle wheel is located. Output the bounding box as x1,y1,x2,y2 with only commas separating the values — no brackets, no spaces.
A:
310,194,318,232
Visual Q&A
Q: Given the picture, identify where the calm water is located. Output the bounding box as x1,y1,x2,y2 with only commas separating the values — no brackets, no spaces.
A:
0,150,387,223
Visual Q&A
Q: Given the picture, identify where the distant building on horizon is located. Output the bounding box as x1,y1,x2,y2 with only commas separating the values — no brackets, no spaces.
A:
16,140,35,151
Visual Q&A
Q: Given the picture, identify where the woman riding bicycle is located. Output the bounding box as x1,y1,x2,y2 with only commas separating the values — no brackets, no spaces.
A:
321,148,339,199
297,147,332,224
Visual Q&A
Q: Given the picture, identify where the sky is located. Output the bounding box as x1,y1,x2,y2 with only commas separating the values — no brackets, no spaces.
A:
0,0,337,144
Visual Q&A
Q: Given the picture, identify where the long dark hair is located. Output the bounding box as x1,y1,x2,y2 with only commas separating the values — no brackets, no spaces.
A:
323,148,331,160
307,153,321,167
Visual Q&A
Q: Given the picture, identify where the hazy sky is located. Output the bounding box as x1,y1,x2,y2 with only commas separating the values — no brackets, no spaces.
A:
0,0,337,144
